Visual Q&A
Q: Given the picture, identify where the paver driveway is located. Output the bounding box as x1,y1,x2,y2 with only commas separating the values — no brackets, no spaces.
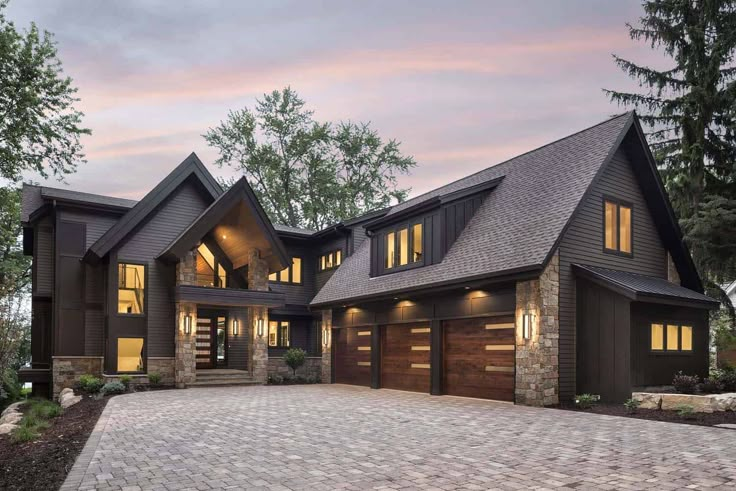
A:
63,385,736,490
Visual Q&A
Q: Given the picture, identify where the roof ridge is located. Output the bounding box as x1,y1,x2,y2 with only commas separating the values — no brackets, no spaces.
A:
395,111,634,210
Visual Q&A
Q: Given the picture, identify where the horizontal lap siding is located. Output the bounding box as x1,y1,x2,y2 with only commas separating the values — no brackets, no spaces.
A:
270,242,315,306
117,181,210,358
34,217,54,297
559,147,667,401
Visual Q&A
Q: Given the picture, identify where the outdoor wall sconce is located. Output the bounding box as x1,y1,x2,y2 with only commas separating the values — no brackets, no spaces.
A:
257,317,264,338
522,313,534,340
184,315,192,335
232,319,239,336
322,326,330,347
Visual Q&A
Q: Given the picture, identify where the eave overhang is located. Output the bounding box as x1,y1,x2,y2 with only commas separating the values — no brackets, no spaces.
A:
176,285,286,308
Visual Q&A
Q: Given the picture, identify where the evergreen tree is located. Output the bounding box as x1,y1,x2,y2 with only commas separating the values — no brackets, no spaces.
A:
604,0,736,299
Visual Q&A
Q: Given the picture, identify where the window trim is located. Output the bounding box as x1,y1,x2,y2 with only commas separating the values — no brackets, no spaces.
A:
318,249,343,272
381,220,425,274
602,196,634,258
116,260,147,318
268,257,303,285
650,321,694,355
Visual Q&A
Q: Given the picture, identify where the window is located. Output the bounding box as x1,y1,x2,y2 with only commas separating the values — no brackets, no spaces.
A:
118,263,145,314
318,250,342,272
196,243,227,288
385,223,423,270
268,320,290,347
604,199,632,254
651,323,693,352
117,337,144,372
268,257,302,284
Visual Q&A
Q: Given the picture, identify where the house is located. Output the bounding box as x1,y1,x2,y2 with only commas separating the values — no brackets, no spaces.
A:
19,112,718,404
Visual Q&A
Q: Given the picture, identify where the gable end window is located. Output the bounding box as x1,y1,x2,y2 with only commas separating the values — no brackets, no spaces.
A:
118,263,145,315
385,222,423,270
650,323,693,353
269,257,302,284
604,198,632,255
318,250,342,272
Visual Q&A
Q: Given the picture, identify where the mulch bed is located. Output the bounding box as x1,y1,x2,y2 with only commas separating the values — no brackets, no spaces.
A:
558,403,736,427
0,396,108,491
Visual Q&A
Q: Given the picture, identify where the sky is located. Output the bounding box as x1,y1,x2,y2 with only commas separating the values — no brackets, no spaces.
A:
6,0,665,201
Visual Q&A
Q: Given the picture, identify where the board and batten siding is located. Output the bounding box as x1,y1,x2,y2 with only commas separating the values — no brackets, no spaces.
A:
115,180,211,358
269,242,316,306
33,216,54,297
558,146,667,401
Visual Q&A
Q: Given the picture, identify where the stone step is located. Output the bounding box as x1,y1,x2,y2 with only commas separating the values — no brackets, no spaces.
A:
196,373,252,381
189,378,261,387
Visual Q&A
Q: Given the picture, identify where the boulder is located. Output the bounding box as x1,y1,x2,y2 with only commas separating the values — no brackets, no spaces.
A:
632,392,662,410
59,388,74,398
1,401,24,418
0,423,15,435
60,394,81,409
712,393,736,412
661,393,714,413
0,411,22,426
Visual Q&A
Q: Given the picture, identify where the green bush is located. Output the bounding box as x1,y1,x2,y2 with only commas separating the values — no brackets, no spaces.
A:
574,394,599,410
283,348,307,376
101,381,126,396
78,374,104,394
0,369,22,411
675,404,697,420
119,375,132,389
148,372,162,385
672,372,699,394
715,369,736,392
268,374,284,385
623,398,640,413
11,425,39,443
699,377,724,394
11,399,61,444
28,399,62,420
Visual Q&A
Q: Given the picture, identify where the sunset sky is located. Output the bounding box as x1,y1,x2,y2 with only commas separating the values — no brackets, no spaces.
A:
6,0,665,201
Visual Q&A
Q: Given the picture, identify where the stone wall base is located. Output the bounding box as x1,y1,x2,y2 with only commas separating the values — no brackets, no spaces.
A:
148,357,176,385
52,357,103,399
267,357,321,380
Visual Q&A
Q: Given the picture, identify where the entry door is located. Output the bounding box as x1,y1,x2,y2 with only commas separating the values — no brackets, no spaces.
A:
196,313,228,369
196,318,213,369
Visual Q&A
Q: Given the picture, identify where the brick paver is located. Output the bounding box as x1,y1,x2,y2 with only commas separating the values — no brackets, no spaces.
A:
62,385,736,490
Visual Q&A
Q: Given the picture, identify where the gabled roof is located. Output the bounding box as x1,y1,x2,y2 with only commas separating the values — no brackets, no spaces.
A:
158,177,290,272
21,184,136,223
84,153,222,264
573,264,718,309
312,112,703,307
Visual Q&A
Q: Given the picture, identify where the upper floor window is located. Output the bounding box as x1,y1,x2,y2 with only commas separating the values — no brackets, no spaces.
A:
386,223,423,269
268,320,290,347
651,323,692,352
118,263,145,314
604,199,632,255
318,250,342,272
196,243,227,288
269,257,302,284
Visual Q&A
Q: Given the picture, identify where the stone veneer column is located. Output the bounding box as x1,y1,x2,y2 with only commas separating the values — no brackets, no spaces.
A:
321,309,332,384
248,248,269,384
515,250,559,406
175,249,197,388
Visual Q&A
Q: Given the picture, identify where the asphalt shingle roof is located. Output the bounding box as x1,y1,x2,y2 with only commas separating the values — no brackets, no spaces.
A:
574,264,718,305
21,184,136,223
311,113,635,306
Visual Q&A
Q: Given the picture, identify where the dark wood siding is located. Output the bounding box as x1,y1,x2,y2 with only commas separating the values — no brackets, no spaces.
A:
34,217,54,297
114,179,211,358
442,194,484,255
55,220,86,356
314,235,345,293
350,225,368,254
270,242,316,306
559,147,667,401
575,278,631,402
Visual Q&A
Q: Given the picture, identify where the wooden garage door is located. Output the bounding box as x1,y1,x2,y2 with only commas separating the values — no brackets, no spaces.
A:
334,327,372,386
381,324,431,393
443,317,515,401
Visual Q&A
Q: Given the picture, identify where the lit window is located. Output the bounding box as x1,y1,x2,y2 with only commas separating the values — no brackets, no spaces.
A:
651,323,664,350
196,243,227,288
326,252,333,269
279,266,289,282
335,249,342,266
280,321,290,347
386,232,395,268
681,325,693,351
270,257,302,284
604,199,632,254
398,228,409,266
269,271,277,281
117,337,144,372
318,250,343,272
268,320,290,347
412,224,422,262
384,223,423,270
118,263,145,314
667,324,679,351
292,257,301,284
268,321,278,347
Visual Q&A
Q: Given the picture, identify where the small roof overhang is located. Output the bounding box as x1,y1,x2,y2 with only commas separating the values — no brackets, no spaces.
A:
176,285,285,308
573,264,719,310
158,177,290,273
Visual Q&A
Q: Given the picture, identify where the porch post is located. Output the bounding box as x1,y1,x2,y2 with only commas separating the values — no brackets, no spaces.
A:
175,249,198,388
247,248,269,384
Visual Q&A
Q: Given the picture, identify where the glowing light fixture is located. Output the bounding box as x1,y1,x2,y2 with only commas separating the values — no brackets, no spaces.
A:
233,319,239,336
322,326,330,347
257,318,264,337
184,315,192,335
522,313,534,340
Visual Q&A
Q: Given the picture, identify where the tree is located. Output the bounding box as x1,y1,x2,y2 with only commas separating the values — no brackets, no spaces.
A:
604,0,736,296
0,0,90,182
283,348,306,377
204,87,415,230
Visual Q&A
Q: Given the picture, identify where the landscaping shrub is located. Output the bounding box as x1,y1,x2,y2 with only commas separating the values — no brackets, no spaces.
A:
675,404,696,420
11,399,61,443
305,375,320,384
29,399,62,420
0,369,22,411
100,381,126,396
268,374,284,385
574,394,599,409
623,398,640,413
716,369,736,392
672,372,699,394
283,348,306,376
119,375,132,389
78,374,104,394
148,372,162,385
699,377,724,394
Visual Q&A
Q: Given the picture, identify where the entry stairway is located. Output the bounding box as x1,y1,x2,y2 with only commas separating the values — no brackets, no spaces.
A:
191,369,261,387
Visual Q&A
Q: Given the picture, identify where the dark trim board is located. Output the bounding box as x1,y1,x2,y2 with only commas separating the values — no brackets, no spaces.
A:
176,285,286,308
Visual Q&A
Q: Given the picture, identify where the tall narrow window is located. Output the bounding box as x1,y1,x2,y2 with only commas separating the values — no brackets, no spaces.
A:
681,325,693,351
398,228,409,266
268,321,278,347
667,324,679,351
335,249,342,266
280,321,290,347
117,337,144,372
412,223,422,262
291,257,302,284
604,199,632,255
386,232,395,268
651,323,664,350
267,320,290,347
118,263,145,314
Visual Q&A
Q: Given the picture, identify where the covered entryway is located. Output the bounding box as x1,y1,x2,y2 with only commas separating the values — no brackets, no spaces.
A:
381,324,430,393
334,327,372,386
443,317,515,401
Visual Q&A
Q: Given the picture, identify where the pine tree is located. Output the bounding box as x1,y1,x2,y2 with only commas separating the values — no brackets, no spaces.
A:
604,0,736,299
